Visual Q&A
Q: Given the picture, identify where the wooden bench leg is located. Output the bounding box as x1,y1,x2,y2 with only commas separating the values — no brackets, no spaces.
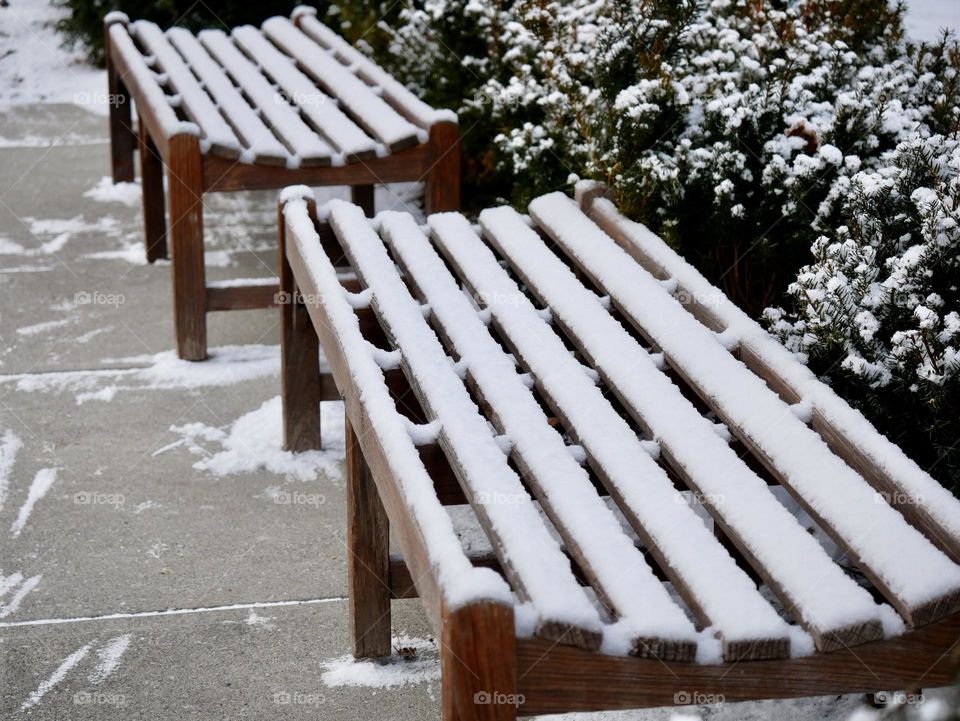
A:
279,199,322,451
166,133,207,361
441,602,518,721
105,23,136,184
346,417,392,659
138,119,168,263
425,121,461,214
351,184,375,217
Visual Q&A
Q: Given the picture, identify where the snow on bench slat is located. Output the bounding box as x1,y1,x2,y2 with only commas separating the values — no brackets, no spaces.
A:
165,28,289,166
294,8,457,129
262,18,424,150
475,206,885,653
199,30,333,168
529,192,960,627
436,212,798,661
132,22,242,157
230,26,378,160
108,24,197,140
583,188,960,566
327,200,604,650
282,196,510,611
206,277,276,289
379,211,697,660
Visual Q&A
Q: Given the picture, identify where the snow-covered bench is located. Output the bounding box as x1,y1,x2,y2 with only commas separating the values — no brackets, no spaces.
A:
277,184,960,719
104,8,459,361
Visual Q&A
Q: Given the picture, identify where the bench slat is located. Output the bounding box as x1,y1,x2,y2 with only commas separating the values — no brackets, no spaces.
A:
230,26,378,161
327,201,605,651
583,191,960,566
199,29,333,168
434,211,803,660
282,195,511,627
262,18,423,151
165,28,289,166
132,22,242,158
294,9,458,130
379,211,698,660
528,192,960,629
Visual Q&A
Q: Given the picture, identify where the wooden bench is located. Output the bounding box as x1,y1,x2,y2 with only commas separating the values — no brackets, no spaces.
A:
104,6,459,361
277,183,960,719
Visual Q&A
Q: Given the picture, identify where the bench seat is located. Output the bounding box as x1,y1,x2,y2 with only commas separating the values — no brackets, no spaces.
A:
104,7,459,360
277,184,960,719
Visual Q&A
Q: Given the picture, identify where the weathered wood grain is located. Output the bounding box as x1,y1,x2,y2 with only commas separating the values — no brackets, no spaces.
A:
347,417,392,659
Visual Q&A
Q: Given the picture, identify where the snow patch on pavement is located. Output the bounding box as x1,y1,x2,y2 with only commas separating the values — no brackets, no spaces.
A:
161,396,344,482
20,643,92,711
321,635,440,689
16,318,73,336
10,468,57,537
0,215,123,257
1,344,281,403
243,609,275,629
0,429,24,512
88,634,132,685
83,176,142,207
0,570,41,619
132,500,161,515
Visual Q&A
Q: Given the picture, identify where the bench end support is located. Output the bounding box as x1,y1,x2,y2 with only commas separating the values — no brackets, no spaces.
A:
104,16,136,184
425,121,461,215
441,600,518,721
346,417,392,659
279,196,323,451
167,133,207,360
